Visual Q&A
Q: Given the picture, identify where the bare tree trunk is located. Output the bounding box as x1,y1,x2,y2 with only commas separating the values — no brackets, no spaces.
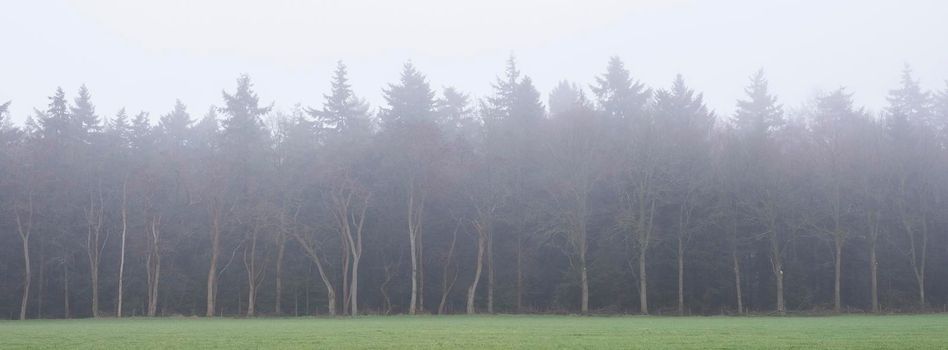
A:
438,220,460,314
381,262,395,315
770,232,785,314
638,248,648,315
206,201,221,317
63,255,70,319
244,230,259,317
467,220,486,314
676,236,685,315
294,232,337,316
37,242,44,318
869,235,878,313
579,245,589,314
512,234,519,314
146,214,161,317
274,231,286,315
331,184,369,316
16,193,33,320
419,227,425,313
348,198,367,316
407,185,425,315
340,235,350,316
635,198,655,315
867,210,879,313
732,248,743,314
833,234,842,313
86,190,105,318
314,258,336,316
408,190,418,315
117,180,128,317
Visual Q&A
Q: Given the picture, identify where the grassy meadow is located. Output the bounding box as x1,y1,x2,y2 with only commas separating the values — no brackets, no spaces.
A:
2,314,947,349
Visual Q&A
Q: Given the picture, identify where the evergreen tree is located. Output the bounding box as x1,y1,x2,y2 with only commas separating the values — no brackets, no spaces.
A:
591,56,650,120
734,69,783,138
38,87,70,139
221,74,271,148
107,108,133,149
159,99,192,143
549,80,583,117
484,55,521,121
310,61,371,133
71,84,100,134
435,86,473,131
380,62,436,129
886,65,932,134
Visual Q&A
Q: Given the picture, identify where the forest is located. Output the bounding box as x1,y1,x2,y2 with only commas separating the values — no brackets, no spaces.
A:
1,57,947,319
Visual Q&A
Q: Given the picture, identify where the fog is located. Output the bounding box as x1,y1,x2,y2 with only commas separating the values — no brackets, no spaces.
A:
2,0,946,123
2,0,948,320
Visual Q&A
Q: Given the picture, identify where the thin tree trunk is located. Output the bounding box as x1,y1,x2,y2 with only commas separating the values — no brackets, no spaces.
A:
439,220,460,314
86,190,104,319
16,204,32,320
677,236,684,315
869,235,878,313
635,198,655,315
732,248,743,315
206,201,221,317
117,179,128,317
37,242,44,318
314,257,336,316
275,231,286,315
381,262,394,315
63,254,70,319
418,226,425,313
294,233,337,316
244,229,259,317
833,235,842,313
579,246,589,314
340,235,350,316
407,185,424,315
512,234,518,314
467,221,486,314
771,233,785,314
638,248,648,315
146,214,161,317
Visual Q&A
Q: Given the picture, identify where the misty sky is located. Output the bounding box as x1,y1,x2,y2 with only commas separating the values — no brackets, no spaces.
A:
2,0,946,125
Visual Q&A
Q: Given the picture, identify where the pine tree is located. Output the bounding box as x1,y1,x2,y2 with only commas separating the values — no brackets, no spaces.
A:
310,61,370,132
160,99,192,142
435,86,472,131
734,70,783,139
130,112,152,151
71,85,100,134
510,76,545,122
39,87,70,139
591,56,650,121
886,65,932,135
484,55,521,121
381,62,436,129
221,74,271,147
549,80,583,117
107,108,133,149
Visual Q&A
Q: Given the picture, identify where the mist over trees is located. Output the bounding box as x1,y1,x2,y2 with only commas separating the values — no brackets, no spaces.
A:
2,58,948,319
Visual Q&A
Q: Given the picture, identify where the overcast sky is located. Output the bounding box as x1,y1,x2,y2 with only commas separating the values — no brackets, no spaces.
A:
2,0,946,125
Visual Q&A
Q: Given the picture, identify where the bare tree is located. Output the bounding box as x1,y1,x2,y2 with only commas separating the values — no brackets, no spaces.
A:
15,187,34,320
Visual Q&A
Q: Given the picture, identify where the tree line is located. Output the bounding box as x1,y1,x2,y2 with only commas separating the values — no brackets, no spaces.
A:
1,57,947,319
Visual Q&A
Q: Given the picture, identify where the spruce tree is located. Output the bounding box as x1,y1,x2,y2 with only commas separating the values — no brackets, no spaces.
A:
591,56,650,120
311,61,370,133
381,62,436,129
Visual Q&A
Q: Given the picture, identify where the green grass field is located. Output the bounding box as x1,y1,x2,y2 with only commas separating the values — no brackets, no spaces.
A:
2,314,947,349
